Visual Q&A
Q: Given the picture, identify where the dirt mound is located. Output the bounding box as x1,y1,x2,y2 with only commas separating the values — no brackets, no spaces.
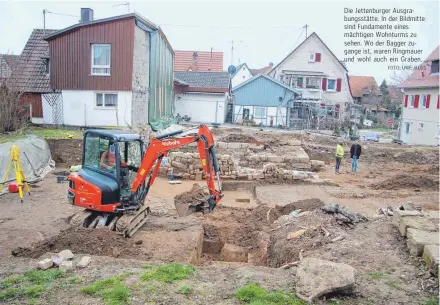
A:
392,150,439,165
276,198,324,215
219,133,258,143
370,175,439,190
12,228,143,259
267,210,346,267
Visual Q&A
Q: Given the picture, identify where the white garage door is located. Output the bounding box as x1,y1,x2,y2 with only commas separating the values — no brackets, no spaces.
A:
175,93,227,124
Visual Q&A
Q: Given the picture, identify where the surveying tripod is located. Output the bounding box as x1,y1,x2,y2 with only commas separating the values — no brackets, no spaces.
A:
0,145,31,202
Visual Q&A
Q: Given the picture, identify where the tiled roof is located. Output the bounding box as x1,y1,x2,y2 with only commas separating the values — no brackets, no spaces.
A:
174,71,230,89
10,29,57,93
1,55,20,70
399,45,440,89
0,54,20,80
250,66,272,75
349,76,381,97
174,50,223,72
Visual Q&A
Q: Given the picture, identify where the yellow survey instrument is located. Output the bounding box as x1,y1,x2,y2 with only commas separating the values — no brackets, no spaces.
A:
0,145,31,202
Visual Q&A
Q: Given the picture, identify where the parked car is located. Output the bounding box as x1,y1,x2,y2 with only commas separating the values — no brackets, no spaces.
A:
362,133,380,142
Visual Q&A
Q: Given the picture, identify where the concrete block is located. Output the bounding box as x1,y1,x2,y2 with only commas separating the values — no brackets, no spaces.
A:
288,140,301,146
392,210,423,227
195,172,203,181
37,258,53,270
240,143,249,149
220,244,248,262
267,155,283,163
227,142,241,149
423,245,439,277
407,228,439,256
217,142,228,149
59,261,73,272
77,256,92,268
58,249,74,260
399,216,438,236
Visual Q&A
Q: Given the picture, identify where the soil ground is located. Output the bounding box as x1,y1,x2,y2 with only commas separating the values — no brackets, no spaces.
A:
0,127,439,305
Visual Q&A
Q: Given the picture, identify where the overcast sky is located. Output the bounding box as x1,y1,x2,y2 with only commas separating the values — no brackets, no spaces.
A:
0,0,438,83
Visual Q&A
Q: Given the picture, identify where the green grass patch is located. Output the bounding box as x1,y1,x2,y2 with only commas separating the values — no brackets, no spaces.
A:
235,283,306,305
368,271,385,279
80,275,130,305
177,285,192,295
424,296,439,305
0,127,83,144
0,269,65,302
141,263,195,283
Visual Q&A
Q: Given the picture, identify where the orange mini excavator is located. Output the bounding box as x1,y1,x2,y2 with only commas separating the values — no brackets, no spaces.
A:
67,125,223,237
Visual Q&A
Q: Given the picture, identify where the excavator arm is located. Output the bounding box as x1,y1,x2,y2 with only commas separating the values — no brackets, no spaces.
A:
131,125,223,213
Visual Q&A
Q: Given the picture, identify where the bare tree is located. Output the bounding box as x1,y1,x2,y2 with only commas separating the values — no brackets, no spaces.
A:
0,52,32,133
389,70,412,85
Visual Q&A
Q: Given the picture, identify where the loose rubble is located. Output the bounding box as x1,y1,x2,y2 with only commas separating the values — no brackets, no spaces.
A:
321,203,368,227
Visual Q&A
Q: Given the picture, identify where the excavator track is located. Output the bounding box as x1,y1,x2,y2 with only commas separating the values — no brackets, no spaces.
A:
68,205,150,237
115,205,151,237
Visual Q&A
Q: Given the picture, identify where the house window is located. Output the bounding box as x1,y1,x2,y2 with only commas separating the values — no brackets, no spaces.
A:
96,93,118,107
309,53,316,62
431,60,439,75
421,95,427,108
418,122,424,131
43,58,50,75
306,77,320,89
327,78,336,91
254,107,265,118
92,44,111,75
409,95,415,108
291,77,303,88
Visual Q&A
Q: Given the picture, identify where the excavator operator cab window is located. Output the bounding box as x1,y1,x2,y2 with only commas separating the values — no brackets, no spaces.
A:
84,134,118,178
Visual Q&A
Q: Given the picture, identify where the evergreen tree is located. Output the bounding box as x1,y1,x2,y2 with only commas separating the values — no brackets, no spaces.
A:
379,79,391,108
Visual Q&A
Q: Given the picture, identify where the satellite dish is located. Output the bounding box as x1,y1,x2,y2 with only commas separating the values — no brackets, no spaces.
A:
228,65,236,75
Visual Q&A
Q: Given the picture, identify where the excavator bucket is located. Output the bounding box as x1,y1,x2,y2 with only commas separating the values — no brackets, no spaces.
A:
174,184,210,217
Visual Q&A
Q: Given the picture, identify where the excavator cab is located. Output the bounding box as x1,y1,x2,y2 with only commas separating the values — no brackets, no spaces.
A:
68,130,144,209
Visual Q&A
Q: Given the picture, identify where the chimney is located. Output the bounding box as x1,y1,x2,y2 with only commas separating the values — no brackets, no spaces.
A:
192,52,198,66
81,8,93,23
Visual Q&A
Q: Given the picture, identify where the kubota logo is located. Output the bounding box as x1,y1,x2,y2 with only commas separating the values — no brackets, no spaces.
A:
162,140,180,146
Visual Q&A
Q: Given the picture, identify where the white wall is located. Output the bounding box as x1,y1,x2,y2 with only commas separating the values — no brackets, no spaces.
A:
232,65,253,88
399,88,440,146
175,93,227,124
233,105,288,126
270,34,353,115
62,90,132,127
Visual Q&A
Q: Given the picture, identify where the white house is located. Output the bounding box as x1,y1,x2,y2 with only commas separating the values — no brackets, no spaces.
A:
398,46,439,146
231,63,253,88
268,32,356,125
174,71,230,124
44,11,174,128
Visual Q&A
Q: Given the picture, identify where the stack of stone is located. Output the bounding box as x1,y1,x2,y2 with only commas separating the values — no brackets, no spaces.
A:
165,152,237,180
244,152,311,171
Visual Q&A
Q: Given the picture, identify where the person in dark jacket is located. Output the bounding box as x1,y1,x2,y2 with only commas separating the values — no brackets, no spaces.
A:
350,141,362,172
